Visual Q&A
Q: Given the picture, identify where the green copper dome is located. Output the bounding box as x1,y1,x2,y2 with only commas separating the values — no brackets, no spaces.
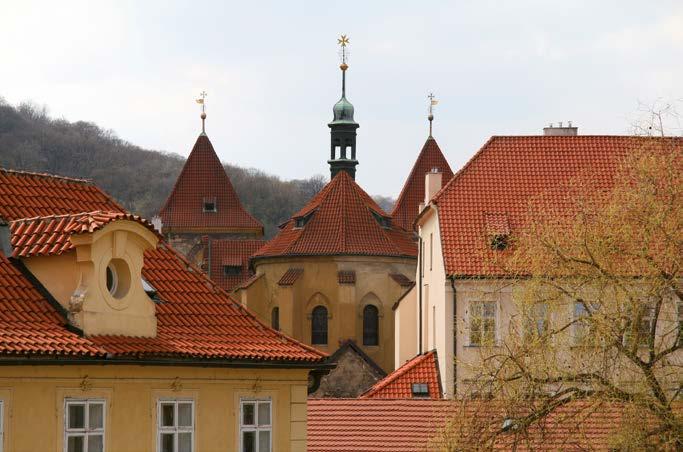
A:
331,96,356,125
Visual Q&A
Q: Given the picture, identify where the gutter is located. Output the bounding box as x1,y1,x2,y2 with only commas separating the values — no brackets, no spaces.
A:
449,276,458,397
418,236,423,354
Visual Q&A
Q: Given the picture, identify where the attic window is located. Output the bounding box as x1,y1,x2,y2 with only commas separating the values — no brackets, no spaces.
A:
203,197,217,213
371,211,391,228
141,277,160,302
223,265,242,276
411,383,430,398
294,211,314,228
490,234,509,251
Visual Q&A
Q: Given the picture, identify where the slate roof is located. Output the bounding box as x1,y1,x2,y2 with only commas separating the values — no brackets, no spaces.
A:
158,135,263,233
253,171,417,260
308,399,678,451
431,136,683,277
0,168,324,363
204,238,266,292
10,211,158,258
392,137,453,231
361,350,441,399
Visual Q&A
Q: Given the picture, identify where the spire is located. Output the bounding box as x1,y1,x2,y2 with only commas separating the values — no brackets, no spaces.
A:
196,91,207,135
427,92,438,138
328,35,360,180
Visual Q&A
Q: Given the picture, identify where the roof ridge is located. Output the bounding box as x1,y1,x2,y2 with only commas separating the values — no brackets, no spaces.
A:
0,167,93,184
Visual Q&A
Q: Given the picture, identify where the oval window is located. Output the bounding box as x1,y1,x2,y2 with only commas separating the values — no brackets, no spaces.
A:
105,259,131,299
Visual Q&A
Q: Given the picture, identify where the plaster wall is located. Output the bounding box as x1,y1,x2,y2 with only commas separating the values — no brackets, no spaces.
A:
394,285,417,368
0,365,309,452
243,255,416,372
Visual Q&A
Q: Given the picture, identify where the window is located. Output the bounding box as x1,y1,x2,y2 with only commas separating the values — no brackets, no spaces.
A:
411,383,429,398
371,211,391,228
526,303,548,338
363,305,379,346
271,307,279,331
624,303,655,347
64,399,105,452
469,301,496,346
223,265,242,276
202,197,217,212
105,259,130,299
240,399,272,452
311,306,328,345
490,234,509,251
574,300,601,344
294,211,314,228
157,400,194,452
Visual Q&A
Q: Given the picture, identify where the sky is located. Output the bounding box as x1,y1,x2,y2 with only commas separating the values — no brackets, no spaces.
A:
1,1,682,198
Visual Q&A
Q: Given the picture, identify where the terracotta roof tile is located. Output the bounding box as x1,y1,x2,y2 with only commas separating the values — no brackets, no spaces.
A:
0,169,324,363
204,238,266,292
361,350,441,399
389,273,413,287
254,171,417,259
432,136,683,276
337,270,355,284
308,399,680,451
392,137,454,231
10,211,159,258
158,135,263,232
278,268,303,286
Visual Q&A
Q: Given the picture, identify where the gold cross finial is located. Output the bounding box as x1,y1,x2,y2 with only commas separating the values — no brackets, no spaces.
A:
338,34,350,68
196,91,208,134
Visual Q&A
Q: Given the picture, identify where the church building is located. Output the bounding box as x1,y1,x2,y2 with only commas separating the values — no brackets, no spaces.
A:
235,39,417,378
156,104,265,291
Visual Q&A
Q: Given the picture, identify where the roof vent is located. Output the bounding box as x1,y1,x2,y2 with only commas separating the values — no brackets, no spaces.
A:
543,121,578,136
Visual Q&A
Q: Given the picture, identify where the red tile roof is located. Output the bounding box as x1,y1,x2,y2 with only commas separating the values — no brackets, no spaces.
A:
204,238,266,292
337,270,355,284
308,399,679,451
0,169,125,219
392,137,453,231
0,168,324,363
253,171,417,260
277,268,303,286
158,135,263,233
361,350,441,399
10,211,158,258
431,136,683,277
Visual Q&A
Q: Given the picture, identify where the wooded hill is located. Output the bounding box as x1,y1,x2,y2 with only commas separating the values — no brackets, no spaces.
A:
0,100,394,237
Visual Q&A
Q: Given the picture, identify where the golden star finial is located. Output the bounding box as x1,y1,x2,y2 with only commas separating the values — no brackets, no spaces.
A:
338,35,350,47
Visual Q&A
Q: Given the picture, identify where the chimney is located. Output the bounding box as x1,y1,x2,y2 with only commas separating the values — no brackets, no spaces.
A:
150,216,163,233
0,221,12,257
543,121,578,136
424,168,442,205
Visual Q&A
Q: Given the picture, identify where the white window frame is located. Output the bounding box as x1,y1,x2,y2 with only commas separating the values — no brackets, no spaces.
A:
64,398,106,452
239,398,272,452
468,301,497,346
157,399,194,452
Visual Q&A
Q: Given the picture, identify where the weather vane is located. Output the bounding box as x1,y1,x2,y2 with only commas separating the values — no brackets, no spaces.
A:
428,92,438,137
338,34,350,70
196,91,207,134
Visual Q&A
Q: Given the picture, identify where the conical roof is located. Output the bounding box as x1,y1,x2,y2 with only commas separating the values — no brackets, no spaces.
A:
253,171,416,259
392,137,453,231
159,135,262,233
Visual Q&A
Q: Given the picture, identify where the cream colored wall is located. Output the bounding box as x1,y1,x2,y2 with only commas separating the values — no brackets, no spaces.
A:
25,221,159,337
0,364,309,452
243,255,416,372
394,285,417,368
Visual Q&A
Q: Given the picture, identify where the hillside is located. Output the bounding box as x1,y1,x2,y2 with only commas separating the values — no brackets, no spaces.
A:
0,100,394,237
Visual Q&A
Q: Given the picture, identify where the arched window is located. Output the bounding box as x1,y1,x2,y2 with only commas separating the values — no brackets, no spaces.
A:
271,307,280,331
311,306,328,345
363,305,379,346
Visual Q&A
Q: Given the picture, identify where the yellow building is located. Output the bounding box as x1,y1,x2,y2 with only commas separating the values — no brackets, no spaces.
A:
0,168,327,452
234,55,417,376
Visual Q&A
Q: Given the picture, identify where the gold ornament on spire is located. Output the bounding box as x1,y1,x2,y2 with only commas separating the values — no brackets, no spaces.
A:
196,91,207,134
428,92,438,137
338,34,350,70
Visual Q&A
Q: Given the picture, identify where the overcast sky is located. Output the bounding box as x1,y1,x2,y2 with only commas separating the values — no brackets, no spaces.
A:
1,1,682,197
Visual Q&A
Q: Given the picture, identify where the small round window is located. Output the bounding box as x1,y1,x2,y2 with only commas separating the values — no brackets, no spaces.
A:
105,259,131,299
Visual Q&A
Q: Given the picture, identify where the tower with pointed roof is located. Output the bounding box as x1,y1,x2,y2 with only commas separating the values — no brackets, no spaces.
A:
328,34,360,180
392,94,454,231
157,97,265,290
235,37,417,380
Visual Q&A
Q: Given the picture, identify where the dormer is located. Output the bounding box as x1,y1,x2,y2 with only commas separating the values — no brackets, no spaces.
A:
10,211,160,337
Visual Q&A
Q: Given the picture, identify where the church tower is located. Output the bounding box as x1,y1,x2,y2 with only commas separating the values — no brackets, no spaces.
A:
328,35,360,180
